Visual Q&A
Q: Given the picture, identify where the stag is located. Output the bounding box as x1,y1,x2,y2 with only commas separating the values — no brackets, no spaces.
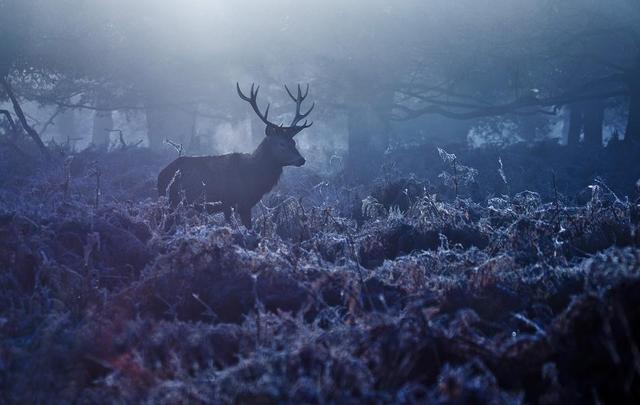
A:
157,83,314,228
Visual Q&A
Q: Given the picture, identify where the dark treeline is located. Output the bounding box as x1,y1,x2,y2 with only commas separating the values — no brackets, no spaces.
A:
1,0,639,181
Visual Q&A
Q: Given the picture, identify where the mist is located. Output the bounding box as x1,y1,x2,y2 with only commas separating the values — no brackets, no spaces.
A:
2,0,640,403
10,1,635,158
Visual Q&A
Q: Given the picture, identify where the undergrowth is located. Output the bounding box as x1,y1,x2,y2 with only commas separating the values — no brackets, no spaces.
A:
1,145,639,403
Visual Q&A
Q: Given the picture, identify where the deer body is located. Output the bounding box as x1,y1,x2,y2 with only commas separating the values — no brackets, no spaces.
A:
157,83,314,228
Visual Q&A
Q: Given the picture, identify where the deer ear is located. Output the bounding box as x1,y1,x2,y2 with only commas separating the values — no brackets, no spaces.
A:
265,125,277,137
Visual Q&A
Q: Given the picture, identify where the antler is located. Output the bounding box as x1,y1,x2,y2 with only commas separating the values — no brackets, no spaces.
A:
284,84,315,128
237,83,275,126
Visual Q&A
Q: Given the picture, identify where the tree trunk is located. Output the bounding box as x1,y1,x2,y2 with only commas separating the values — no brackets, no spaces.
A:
56,108,77,145
582,99,604,147
518,113,537,142
1,77,50,159
625,82,640,143
145,105,197,152
567,105,583,147
346,104,390,182
91,110,113,148
91,92,113,148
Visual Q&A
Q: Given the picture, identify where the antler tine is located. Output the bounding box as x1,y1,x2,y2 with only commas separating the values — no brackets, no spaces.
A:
236,82,250,101
297,84,310,100
284,84,297,102
237,82,273,126
298,119,313,129
296,102,315,122
291,101,314,127
285,83,314,127
284,84,310,102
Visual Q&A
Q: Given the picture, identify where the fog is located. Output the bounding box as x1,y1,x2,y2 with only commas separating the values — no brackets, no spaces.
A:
4,1,640,402
5,0,636,177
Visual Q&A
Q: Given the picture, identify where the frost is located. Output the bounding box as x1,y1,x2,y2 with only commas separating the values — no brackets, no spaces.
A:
1,147,639,403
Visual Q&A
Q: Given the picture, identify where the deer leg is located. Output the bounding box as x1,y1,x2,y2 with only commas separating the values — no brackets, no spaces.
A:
238,207,252,228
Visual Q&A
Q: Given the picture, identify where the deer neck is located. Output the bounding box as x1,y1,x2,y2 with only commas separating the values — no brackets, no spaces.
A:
251,140,284,175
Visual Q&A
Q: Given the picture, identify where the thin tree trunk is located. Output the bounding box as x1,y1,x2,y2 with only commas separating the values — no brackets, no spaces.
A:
91,92,113,148
145,105,196,152
567,104,583,147
1,77,50,159
625,85,640,143
56,107,77,145
623,61,640,143
346,104,390,181
582,99,604,147
518,113,537,142
91,110,113,148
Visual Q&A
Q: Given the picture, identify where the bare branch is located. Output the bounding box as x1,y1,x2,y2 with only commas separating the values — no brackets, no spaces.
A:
393,71,630,121
39,106,63,137
0,109,18,133
1,78,51,159
164,138,184,156
392,89,627,121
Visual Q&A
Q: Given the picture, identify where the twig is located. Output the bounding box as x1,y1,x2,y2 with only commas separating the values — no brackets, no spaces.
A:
164,138,184,156
552,172,560,210
62,156,73,199
324,209,375,311
453,158,458,198
65,136,83,152
498,157,510,196
191,293,218,321
90,163,102,208
513,313,546,336
594,178,621,203
39,106,63,137
106,129,126,149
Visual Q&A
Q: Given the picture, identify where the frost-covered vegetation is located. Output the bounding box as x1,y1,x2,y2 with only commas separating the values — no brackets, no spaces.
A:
1,143,639,404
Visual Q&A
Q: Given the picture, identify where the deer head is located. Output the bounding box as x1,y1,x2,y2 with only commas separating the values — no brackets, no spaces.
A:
237,82,314,167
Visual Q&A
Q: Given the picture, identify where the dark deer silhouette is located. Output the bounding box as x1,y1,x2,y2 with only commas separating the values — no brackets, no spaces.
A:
157,83,314,228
